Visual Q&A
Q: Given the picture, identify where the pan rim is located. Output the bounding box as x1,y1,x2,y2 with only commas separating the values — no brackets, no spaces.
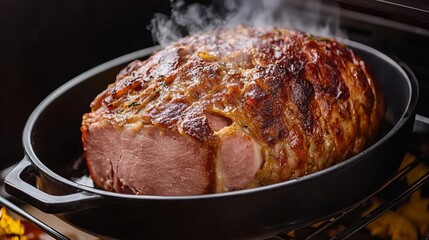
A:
22,39,419,201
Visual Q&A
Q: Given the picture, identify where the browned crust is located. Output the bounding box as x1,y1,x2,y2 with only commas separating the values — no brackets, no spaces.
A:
82,26,384,187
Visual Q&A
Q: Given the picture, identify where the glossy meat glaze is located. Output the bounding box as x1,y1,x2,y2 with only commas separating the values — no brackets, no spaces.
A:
82,26,384,195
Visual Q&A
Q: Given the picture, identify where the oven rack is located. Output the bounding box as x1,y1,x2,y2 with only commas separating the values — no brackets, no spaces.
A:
273,124,429,240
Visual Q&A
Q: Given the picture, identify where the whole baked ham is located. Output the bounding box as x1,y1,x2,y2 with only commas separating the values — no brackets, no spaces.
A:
81,26,384,196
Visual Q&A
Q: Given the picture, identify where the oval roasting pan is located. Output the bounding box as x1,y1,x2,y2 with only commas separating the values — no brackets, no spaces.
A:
5,41,419,239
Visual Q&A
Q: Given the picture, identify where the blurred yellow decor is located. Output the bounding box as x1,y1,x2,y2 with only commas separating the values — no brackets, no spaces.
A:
0,207,26,240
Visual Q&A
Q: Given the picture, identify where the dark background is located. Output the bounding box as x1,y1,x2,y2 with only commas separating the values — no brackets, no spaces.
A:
0,0,188,169
0,0,428,170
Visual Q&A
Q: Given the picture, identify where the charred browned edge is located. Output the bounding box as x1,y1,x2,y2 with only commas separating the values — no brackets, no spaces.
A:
150,100,188,127
84,26,383,190
181,108,213,141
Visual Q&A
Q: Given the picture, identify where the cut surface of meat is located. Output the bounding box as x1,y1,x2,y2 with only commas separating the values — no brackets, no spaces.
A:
82,26,384,195
215,124,263,192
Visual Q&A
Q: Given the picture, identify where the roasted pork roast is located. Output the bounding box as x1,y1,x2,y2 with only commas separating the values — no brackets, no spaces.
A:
81,26,384,195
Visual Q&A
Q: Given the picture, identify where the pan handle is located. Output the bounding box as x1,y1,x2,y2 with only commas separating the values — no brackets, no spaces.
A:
414,114,429,134
4,156,102,213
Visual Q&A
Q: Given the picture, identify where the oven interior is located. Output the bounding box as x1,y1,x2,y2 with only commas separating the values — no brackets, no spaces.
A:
1,0,428,239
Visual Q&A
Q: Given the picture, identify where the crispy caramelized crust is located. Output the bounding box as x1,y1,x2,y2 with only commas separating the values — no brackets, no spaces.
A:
82,26,384,192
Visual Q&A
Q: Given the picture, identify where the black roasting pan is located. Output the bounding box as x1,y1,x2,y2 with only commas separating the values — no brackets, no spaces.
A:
5,40,419,239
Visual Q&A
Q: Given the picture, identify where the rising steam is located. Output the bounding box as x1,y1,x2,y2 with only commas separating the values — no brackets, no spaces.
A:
149,0,346,46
